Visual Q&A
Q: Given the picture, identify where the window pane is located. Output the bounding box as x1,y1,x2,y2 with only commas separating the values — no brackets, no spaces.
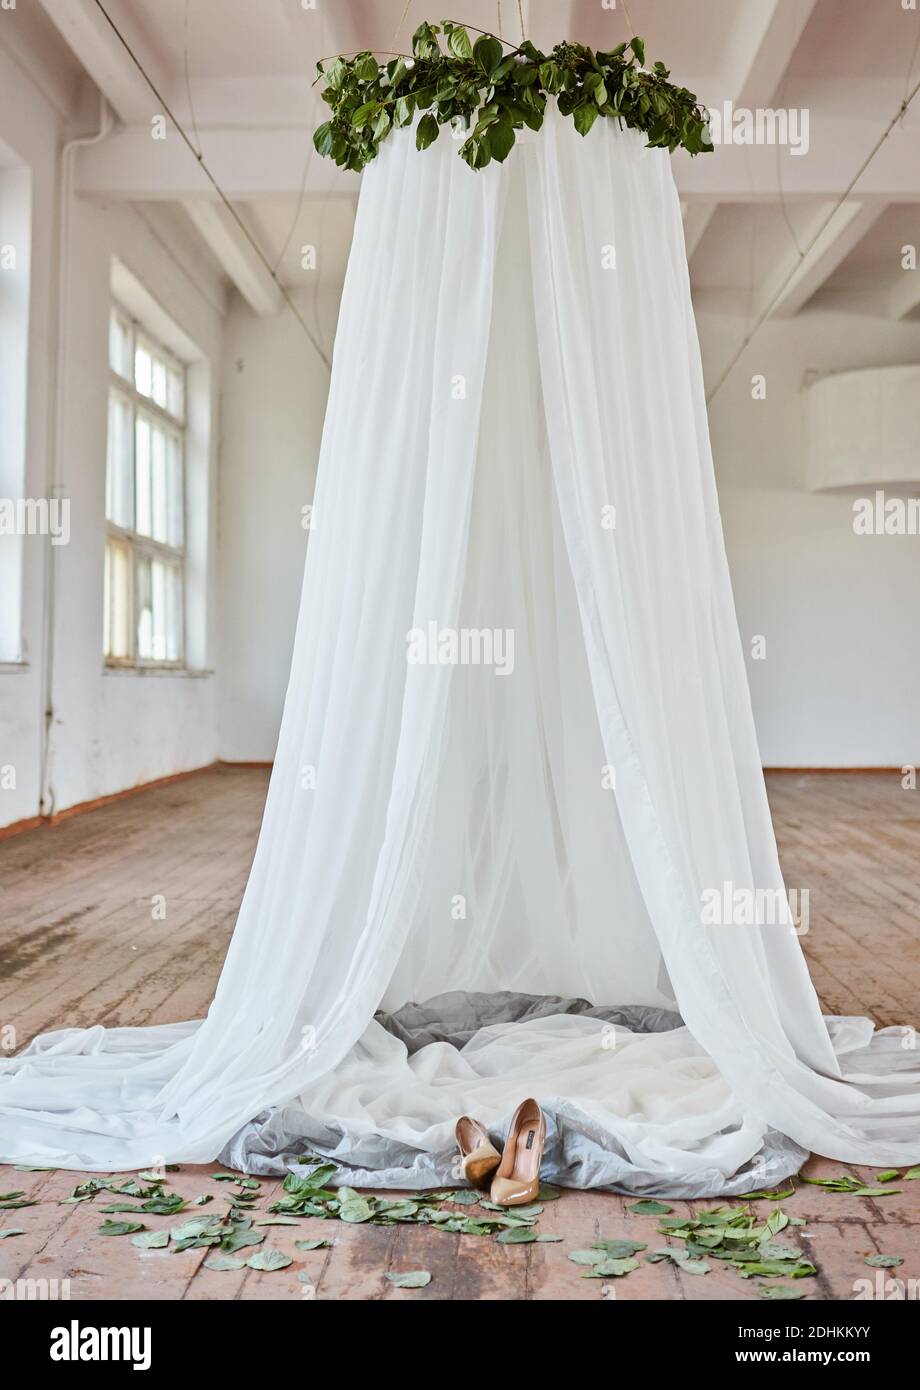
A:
167,432,183,547
135,343,152,398
135,415,152,537
164,563,182,661
109,310,133,379
104,540,131,659
136,556,182,662
167,366,184,422
151,424,168,544
136,554,153,659
151,356,168,410
106,391,134,528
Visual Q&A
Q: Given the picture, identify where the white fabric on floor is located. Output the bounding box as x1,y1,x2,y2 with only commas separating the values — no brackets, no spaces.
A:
1,111,918,1179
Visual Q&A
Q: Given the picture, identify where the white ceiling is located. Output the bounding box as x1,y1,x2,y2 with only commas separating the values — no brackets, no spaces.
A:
14,0,920,320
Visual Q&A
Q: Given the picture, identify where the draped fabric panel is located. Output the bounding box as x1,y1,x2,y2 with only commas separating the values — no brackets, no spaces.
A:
524,112,920,1164
1,111,917,1179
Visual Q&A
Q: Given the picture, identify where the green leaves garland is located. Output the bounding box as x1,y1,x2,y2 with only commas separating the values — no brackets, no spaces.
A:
313,21,712,173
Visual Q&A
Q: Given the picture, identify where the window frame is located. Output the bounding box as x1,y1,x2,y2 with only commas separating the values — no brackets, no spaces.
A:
105,304,187,670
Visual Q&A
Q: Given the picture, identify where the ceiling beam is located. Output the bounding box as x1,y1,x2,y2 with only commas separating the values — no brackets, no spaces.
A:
719,0,820,109
37,0,171,125
755,201,887,319
677,1,819,265
182,200,282,316
73,113,918,203
74,124,359,199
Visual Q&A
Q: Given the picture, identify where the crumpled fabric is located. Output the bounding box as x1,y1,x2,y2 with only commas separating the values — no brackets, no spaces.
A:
220,991,807,1197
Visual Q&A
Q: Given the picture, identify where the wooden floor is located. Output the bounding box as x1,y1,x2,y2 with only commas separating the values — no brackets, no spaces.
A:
0,766,918,1301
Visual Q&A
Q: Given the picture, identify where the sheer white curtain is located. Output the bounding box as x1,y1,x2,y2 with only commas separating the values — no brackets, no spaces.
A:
524,111,919,1163
0,111,917,1178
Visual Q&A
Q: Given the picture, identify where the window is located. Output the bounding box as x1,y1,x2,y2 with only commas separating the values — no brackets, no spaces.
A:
104,306,186,665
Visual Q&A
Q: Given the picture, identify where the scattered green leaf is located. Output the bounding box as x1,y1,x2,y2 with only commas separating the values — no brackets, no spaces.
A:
582,1256,640,1278
246,1248,292,1272
386,1269,431,1288
132,1231,168,1249
204,1254,246,1271
97,1219,145,1236
496,1227,538,1244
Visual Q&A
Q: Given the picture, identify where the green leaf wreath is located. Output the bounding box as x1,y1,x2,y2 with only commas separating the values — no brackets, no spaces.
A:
313,20,713,173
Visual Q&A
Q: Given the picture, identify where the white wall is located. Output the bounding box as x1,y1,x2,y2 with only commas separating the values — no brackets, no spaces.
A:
0,41,61,827
699,307,920,767
217,290,334,761
216,295,920,772
0,46,226,828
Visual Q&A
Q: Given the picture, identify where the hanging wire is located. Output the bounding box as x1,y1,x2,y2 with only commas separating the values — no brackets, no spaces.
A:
620,0,636,37
517,1,526,42
183,0,320,331
497,1,503,40
706,69,920,404
774,71,805,258
901,8,920,115
271,0,328,282
183,0,202,155
92,0,330,369
393,0,413,48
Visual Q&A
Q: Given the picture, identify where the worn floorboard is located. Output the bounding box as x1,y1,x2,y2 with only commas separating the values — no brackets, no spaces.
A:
0,766,918,1300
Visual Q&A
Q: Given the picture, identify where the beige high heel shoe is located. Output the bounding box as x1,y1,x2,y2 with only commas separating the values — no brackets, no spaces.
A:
490,1098,546,1207
455,1116,502,1191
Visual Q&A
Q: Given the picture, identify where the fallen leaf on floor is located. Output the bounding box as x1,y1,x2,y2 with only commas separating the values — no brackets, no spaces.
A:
246,1248,292,1271
98,1219,145,1236
628,1199,672,1215
735,1261,816,1279
221,1227,264,1253
759,1284,807,1300
386,1270,431,1287
800,1174,900,1196
864,1254,903,1268
582,1256,640,1278
646,1247,710,1275
295,1238,332,1250
204,1254,246,1271
593,1238,647,1258
338,1198,374,1223
131,1231,168,1249
0,1229,26,1239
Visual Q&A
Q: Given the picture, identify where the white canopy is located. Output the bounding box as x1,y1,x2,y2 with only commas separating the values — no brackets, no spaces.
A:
2,111,918,1185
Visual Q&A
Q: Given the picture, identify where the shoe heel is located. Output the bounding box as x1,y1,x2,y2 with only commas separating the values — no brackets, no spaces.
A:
462,1142,501,1190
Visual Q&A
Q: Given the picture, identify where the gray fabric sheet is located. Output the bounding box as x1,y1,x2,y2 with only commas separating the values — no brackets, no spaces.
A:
219,990,808,1197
